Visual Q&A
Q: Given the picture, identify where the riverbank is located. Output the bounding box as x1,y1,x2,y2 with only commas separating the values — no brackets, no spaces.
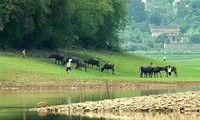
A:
1,49,200,90
29,91,200,117
1,80,200,90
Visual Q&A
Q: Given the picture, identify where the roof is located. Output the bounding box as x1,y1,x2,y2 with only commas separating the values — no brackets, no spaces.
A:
151,25,179,33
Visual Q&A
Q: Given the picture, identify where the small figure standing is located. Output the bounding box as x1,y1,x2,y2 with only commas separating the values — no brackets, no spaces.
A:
66,59,72,73
167,65,172,77
22,49,26,60
163,56,166,61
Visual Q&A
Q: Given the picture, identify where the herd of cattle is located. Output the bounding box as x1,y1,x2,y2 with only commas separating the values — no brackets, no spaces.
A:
49,54,115,74
49,54,177,77
140,65,177,78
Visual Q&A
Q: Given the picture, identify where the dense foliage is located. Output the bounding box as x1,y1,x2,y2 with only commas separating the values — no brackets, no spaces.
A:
120,0,200,51
0,0,127,50
189,35,200,43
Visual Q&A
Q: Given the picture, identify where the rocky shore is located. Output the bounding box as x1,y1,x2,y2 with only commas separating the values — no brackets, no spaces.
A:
29,91,200,116
1,80,200,90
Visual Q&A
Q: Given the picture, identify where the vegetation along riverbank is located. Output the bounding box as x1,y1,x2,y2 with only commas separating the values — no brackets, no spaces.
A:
0,49,200,90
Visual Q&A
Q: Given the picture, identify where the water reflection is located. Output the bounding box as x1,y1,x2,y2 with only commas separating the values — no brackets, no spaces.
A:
0,87,199,120
54,112,200,120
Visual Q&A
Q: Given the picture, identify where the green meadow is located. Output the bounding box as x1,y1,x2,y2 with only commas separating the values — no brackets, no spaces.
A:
0,49,199,85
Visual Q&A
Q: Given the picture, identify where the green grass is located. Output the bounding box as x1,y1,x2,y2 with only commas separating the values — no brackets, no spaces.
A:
133,50,200,81
134,50,200,60
0,49,199,85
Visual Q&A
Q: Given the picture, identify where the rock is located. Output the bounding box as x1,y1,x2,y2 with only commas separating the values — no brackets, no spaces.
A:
36,101,48,108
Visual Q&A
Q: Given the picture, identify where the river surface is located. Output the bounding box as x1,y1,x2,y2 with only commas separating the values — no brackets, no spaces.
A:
0,87,200,120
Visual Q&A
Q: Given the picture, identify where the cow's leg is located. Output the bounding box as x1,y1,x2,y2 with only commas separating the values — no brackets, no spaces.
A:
149,73,152,77
96,65,98,69
156,73,158,78
166,72,168,77
144,73,147,78
153,72,158,77
174,71,178,77
154,72,158,78
159,72,162,77
76,65,79,69
112,69,115,74
60,60,63,65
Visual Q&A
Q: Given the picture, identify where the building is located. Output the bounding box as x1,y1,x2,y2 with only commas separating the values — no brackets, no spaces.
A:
151,25,180,43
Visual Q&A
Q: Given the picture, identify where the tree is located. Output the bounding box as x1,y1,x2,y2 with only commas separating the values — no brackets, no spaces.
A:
0,0,51,48
190,35,200,43
0,0,11,31
0,0,128,50
168,0,173,5
150,12,162,25
155,33,170,44
81,0,127,50
128,0,147,23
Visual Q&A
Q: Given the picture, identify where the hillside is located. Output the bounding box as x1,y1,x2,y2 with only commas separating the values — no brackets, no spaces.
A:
0,49,199,89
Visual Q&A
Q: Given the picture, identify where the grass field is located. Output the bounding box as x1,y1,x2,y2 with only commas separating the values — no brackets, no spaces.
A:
0,49,199,85
133,50,200,81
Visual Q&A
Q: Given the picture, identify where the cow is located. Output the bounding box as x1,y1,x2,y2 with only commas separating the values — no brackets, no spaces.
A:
140,66,154,78
49,54,64,65
76,62,87,71
101,63,115,74
153,66,165,77
164,66,178,77
84,58,100,69
64,56,80,65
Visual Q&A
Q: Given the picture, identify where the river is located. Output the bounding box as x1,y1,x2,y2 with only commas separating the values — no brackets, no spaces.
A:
0,87,200,120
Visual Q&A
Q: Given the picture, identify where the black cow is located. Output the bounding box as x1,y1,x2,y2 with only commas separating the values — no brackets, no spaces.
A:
153,66,165,77
164,66,178,77
140,66,154,78
84,58,100,69
64,57,80,65
49,54,64,65
76,62,87,71
101,63,115,74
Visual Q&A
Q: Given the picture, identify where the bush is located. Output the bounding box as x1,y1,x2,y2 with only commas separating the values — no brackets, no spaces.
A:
190,35,200,43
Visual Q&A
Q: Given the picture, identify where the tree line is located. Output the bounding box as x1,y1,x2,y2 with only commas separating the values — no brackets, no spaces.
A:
0,0,127,51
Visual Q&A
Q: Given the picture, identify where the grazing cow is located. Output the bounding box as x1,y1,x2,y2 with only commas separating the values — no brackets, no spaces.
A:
153,66,165,77
76,62,87,71
49,54,64,65
140,66,154,78
64,57,80,65
101,63,115,74
84,58,100,69
164,66,178,77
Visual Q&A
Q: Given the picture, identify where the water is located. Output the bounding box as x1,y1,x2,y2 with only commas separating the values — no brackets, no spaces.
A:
0,87,200,120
